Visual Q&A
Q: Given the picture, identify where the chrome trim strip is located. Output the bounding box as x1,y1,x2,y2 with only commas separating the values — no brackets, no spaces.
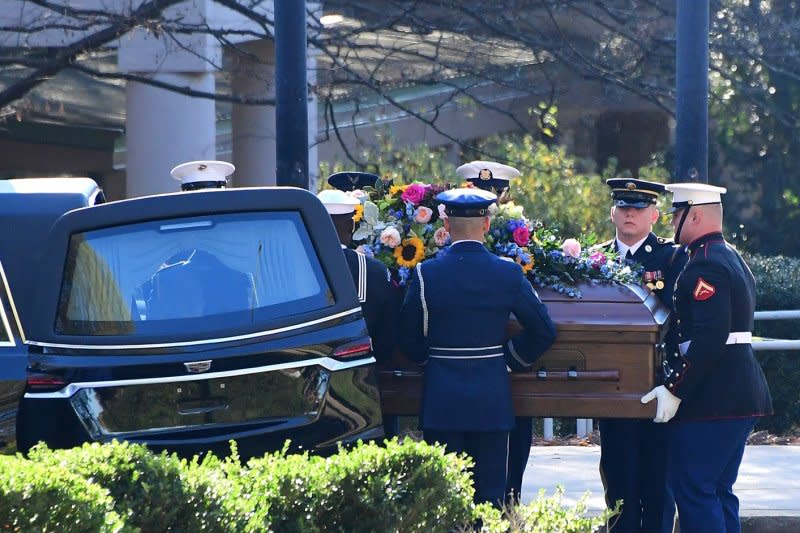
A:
429,353,503,359
0,261,23,344
159,220,213,231
24,355,376,399
26,307,362,350
429,345,504,351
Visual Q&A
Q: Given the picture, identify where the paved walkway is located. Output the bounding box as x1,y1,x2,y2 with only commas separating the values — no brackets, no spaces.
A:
521,445,800,531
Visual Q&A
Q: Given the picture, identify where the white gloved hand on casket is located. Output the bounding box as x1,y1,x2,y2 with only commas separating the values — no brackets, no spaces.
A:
641,385,681,423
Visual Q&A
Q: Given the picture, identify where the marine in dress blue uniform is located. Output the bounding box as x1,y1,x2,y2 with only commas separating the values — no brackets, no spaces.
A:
641,183,772,533
597,177,688,533
399,188,557,506
170,160,234,191
317,189,398,365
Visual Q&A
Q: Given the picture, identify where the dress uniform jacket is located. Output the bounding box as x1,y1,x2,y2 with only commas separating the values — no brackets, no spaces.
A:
598,232,687,308
663,231,772,421
343,247,398,364
597,233,687,533
399,240,556,432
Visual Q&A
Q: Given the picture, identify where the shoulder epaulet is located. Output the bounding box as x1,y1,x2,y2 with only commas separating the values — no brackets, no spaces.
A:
656,236,675,245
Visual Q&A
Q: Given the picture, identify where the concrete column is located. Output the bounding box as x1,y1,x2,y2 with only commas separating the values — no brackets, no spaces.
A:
230,41,277,187
125,72,217,198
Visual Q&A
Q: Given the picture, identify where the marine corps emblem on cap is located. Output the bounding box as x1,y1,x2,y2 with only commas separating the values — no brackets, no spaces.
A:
171,160,235,191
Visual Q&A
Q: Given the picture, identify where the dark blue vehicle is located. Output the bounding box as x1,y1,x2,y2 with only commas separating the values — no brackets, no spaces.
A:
0,179,382,458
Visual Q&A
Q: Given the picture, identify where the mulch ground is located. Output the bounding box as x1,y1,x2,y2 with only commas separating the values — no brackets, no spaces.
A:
532,429,800,446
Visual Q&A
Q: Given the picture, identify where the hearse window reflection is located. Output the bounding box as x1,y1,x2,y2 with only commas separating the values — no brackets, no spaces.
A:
55,212,332,336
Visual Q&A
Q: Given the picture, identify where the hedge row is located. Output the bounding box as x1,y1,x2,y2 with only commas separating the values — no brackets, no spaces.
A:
0,439,613,533
747,253,800,433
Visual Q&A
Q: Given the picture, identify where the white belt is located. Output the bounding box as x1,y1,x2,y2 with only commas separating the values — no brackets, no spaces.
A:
678,331,752,356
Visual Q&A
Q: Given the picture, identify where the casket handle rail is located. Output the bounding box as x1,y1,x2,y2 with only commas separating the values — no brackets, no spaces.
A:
535,366,619,382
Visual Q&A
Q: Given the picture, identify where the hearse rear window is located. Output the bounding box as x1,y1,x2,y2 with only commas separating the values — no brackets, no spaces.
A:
55,211,333,336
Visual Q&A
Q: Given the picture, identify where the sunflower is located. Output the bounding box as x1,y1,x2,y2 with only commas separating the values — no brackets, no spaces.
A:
522,260,534,273
352,204,364,223
516,255,535,273
389,184,408,196
394,237,425,268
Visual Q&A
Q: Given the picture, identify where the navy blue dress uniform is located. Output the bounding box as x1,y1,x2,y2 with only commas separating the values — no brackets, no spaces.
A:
341,246,398,364
651,182,772,533
597,178,688,533
399,188,556,506
316,189,398,365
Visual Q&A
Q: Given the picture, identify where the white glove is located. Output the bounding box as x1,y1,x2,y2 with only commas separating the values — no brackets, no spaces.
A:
641,385,681,423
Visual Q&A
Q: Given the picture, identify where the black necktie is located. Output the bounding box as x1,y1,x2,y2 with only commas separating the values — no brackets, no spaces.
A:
626,250,634,261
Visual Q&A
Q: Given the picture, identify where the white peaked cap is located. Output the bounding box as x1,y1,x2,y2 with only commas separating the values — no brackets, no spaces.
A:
666,182,727,210
317,189,360,215
456,160,522,182
171,160,235,185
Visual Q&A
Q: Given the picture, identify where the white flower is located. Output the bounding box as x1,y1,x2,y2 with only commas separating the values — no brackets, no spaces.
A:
379,226,402,248
437,203,448,219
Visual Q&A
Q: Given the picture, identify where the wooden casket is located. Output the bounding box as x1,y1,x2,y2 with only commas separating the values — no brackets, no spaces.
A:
379,282,668,419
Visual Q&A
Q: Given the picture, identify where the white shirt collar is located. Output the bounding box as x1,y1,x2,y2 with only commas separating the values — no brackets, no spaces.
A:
450,239,484,245
615,235,649,257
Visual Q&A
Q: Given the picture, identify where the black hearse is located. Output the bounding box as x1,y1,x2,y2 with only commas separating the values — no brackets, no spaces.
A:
0,179,382,458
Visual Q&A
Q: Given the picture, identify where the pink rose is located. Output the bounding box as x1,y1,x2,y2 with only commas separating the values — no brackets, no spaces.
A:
512,225,530,247
589,251,607,268
437,203,448,220
434,226,450,247
414,206,433,224
379,227,402,248
347,190,367,200
562,238,582,258
401,183,428,205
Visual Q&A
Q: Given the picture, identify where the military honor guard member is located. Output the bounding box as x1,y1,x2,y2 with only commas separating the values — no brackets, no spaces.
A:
456,160,537,503
597,177,688,533
456,160,521,200
317,188,398,366
171,160,234,191
327,170,382,192
399,187,556,506
641,182,772,533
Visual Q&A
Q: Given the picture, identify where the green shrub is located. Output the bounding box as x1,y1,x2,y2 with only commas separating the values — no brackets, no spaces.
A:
27,440,246,533
747,253,800,433
475,487,618,533
238,438,474,533
0,454,126,532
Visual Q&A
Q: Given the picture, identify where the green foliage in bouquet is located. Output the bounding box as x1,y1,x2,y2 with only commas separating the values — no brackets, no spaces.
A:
485,202,642,297
351,182,641,297
321,128,663,296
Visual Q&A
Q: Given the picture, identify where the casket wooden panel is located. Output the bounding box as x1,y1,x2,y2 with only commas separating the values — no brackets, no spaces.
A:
378,282,668,418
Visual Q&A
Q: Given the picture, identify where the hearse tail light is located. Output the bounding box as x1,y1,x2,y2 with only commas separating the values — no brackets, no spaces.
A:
332,338,373,360
26,375,66,392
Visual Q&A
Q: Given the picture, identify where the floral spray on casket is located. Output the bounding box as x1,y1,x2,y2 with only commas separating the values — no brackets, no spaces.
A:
350,179,641,298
